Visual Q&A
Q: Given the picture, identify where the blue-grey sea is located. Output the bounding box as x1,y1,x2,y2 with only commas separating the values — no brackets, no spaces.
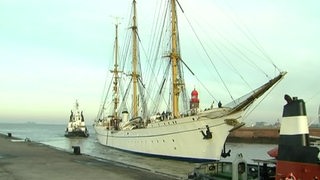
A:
0,123,276,178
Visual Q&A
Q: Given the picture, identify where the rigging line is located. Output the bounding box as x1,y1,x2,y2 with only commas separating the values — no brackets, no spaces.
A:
220,31,269,77
148,0,167,58
137,5,168,98
182,12,235,102
121,3,136,72
159,63,171,94
99,66,112,107
146,27,168,104
151,63,171,115
119,78,132,112
196,75,218,103
135,29,156,90
175,1,234,102
231,40,280,77
202,29,255,90
97,73,114,119
175,0,184,13
179,58,194,75
174,1,220,103
223,1,280,72
176,58,216,105
138,38,159,102
120,28,131,71
306,88,320,103
162,61,171,104
137,76,145,89
179,69,189,111
202,20,269,83
243,79,280,121
138,81,148,118
147,0,160,56
177,58,190,110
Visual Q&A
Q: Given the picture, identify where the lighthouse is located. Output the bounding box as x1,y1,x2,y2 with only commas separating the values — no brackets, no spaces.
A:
190,88,200,115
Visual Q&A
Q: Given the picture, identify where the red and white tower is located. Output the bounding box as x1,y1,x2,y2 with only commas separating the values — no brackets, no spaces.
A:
190,88,200,114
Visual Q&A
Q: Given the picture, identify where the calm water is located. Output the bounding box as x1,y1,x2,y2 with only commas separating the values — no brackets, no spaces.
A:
0,123,276,178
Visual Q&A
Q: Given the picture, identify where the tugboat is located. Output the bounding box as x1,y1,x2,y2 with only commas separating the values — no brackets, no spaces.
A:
65,100,89,137
270,94,320,179
188,94,320,179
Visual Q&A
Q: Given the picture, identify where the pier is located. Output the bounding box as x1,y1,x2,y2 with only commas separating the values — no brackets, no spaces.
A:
0,133,177,180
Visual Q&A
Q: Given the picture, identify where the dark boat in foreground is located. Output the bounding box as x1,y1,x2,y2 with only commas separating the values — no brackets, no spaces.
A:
188,94,320,179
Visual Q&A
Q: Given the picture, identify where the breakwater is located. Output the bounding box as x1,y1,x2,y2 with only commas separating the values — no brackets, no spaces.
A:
227,127,320,144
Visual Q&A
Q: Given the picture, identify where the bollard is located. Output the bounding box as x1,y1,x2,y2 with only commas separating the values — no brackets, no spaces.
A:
72,146,81,155
8,133,12,137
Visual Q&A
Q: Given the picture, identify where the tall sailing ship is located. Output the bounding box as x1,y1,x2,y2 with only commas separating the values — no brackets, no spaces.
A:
94,0,286,162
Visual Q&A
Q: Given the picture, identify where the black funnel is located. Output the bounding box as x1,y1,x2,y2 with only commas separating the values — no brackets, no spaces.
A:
278,95,319,163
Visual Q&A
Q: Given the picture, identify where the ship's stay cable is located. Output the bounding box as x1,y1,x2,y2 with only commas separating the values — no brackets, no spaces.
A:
144,1,179,115
178,0,283,107
120,4,135,74
207,29,270,92
135,20,165,116
160,0,221,109
305,88,320,103
180,11,259,95
151,63,171,115
97,73,114,120
119,78,132,115
243,80,282,124
179,5,235,102
96,66,112,120
135,0,170,116
221,1,281,74
178,59,189,111
185,16,255,93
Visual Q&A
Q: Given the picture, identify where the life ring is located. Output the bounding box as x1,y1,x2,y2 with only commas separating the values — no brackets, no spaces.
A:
208,165,215,171
285,172,296,180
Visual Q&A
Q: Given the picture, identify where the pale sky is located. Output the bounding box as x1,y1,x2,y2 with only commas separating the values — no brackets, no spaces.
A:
1,0,320,125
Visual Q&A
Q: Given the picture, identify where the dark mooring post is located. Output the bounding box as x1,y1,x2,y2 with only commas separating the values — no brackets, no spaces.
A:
72,146,81,155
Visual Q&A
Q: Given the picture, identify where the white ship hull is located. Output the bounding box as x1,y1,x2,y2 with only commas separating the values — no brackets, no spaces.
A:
94,109,243,162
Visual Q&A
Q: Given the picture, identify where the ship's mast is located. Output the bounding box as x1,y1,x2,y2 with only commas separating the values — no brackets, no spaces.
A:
75,100,79,110
170,0,182,118
131,0,139,117
111,23,120,119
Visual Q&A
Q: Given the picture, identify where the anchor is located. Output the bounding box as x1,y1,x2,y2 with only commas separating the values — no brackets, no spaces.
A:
201,125,212,139
221,143,231,158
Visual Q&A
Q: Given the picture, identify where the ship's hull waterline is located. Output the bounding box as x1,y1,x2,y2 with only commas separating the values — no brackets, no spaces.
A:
94,110,243,162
